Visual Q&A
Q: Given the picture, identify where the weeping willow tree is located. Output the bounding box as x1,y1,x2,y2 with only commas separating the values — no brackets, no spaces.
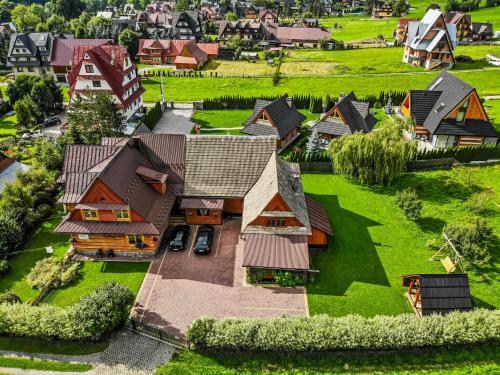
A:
328,117,417,185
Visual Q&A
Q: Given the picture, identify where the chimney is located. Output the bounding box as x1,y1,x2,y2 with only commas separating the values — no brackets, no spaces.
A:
195,124,201,135
339,92,345,100
285,96,292,108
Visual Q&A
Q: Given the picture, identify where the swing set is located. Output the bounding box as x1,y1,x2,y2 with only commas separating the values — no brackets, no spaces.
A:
429,232,463,273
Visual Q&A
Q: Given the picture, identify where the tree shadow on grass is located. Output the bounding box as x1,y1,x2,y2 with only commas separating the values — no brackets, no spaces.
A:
307,193,390,297
414,216,447,234
471,295,496,310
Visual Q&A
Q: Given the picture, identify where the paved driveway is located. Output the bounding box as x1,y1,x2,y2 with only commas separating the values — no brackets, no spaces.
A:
152,109,195,134
132,218,307,335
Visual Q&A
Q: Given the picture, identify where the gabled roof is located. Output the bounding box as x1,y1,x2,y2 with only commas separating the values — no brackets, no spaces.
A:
242,94,306,139
8,33,53,63
406,10,456,51
402,274,472,315
183,135,276,197
51,38,111,67
275,26,331,43
472,22,493,36
397,18,417,28
242,152,311,236
444,11,471,25
408,90,443,124
305,196,333,236
137,38,170,55
313,92,376,136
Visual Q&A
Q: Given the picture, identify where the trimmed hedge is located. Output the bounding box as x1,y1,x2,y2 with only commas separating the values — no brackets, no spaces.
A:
141,102,163,130
0,281,133,341
414,144,500,163
187,310,500,351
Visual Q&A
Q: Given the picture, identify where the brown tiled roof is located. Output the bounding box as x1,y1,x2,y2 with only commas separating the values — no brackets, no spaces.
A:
136,165,168,183
137,38,170,56
0,153,15,174
51,38,111,67
242,152,311,235
198,43,219,56
183,135,277,197
180,198,224,209
242,233,310,270
275,27,331,43
305,196,333,236
55,217,161,235
75,203,129,210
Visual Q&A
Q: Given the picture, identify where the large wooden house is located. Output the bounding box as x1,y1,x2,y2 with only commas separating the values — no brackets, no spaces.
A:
471,22,493,41
312,92,376,141
402,274,472,317
395,18,417,44
372,1,393,18
403,9,457,70
400,71,498,148
55,135,332,272
241,94,306,150
444,12,472,41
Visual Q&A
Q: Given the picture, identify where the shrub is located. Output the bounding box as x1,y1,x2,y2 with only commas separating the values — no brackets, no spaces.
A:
141,102,162,130
395,188,423,220
272,271,305,287
444,217,495,270
0,215,24,256
465,190,494,214
0,260,10,275
27,258,81,291
0,291,21,304
36,204,52,219
186,309,500,351
0,282,134,340
425,238,439,250
272,70,280,86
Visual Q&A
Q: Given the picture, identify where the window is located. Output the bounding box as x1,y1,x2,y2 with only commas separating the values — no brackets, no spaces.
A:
197,208,209,216
82,209,98,220
127,234,144,244
85,64,94,73
92,80,101,88
28,67,34,72
78,234,90,240
115,209,130,221
434,135,456,148
456,99,469,123
268,219,286,227
16,67,23,72
15,48,19,53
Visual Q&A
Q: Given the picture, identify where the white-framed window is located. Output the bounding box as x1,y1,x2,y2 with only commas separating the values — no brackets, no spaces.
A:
85,64,94,73
92,80,101,88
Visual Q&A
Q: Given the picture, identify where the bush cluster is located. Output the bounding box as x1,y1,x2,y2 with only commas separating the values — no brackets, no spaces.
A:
0,282,134,340
0,260,10,275
395,188,423,220
27,258,81,291
414,144,500,163
272,271,306,287
187,309,500,351
141,102,163,130
0,291,21,304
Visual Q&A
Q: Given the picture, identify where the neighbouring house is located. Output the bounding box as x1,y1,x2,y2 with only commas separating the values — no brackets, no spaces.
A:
401,274,472,317
394,18,417,44
137,39,218,69
137,10,204,40
471,22,493,41
201,6,218,23
7,32,54,77
123,3,137,17
244,5,261,19
444,11,472,41
372,1,393,18
217,21,272,44
312,92,376,141
400,71,498,148
241,94,306,149
258,9,278,24
0,153,29,193
147,1,176,13
51,38,112,83
55,134,332,274
272,26,332,48
295,18,320,28
68,44,144,120
403,9,457,70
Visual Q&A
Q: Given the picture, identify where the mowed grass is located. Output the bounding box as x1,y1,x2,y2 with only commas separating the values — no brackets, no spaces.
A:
141,69,500,102
0,209,149,306
0,114,18,141
202,60,275,76
157,344,500,375
303,164,500,317
484,99,500,132
0,357,92,372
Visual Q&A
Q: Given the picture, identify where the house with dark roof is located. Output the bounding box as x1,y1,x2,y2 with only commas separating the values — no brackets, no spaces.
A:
137,9,204,40
402,274,472,317
471,22,493,41
137,38,218,69
403,9,457,70
7,32,54,77
241,95,306,149
217,21,272,45
50,38,112,83
68,44,144,120
372,1,393,18
55,134,332,273
444,11,472,41
312,92,376,141
400,71,498,148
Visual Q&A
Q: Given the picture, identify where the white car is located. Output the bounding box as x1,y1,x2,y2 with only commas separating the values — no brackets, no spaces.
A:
21,130,44,139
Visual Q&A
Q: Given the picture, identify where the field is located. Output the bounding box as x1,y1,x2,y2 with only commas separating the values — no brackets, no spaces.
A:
141,68,500,102
303,164,500,317
202,60,275,76
157,344,500,374
0,209,149,306
0,114,17,141
484,99,500,132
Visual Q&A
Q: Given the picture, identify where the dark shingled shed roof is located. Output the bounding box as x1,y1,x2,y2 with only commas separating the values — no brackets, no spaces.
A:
403,274,472,316
242,94,306,139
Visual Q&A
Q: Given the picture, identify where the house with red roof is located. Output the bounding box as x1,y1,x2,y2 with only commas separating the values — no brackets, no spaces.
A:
394,18,417,44
137,39,218,69
50,38,112,83
68,44,144,120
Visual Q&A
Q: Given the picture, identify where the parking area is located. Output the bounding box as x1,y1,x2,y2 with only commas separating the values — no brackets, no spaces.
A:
132,218,307,336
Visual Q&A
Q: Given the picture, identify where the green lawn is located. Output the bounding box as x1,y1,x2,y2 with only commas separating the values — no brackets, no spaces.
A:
0,209,149,306
157,343,500,374
141,69,500,102
202,60,276,76
484,99,500,132
303,164,500,317
0,357,92,372
0,114,17,141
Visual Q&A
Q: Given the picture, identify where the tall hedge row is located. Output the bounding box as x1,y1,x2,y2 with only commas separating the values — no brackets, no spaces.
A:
414,144,500,163
0,282,134,341
142,102,163,130
187,310,500,351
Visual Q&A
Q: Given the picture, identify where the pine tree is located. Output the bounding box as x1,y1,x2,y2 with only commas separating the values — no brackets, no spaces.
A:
306,127,321,161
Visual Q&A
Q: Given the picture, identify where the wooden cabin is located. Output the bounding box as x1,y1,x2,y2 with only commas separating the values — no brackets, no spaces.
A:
400,71,498,148
445,12,472,41
372,1,393,18
402,274,472,317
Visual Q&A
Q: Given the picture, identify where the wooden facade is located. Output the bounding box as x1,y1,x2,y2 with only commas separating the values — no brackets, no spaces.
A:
71,234,158,254
308,227,327,246
184,208,222,225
